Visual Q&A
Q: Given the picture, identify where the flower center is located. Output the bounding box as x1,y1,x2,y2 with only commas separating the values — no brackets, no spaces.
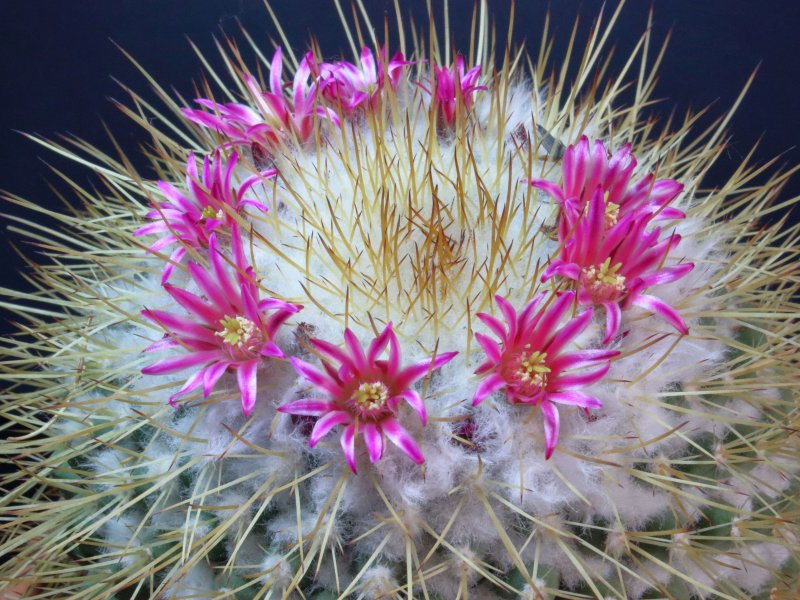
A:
582,258,626,303
604,200,620,228
351,381,390,412
201,206,225,221
216,315,258,348
582,192,620,228
510,350,551,397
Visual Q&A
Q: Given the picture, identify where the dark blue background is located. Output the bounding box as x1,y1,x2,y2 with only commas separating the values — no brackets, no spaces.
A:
1,1,798,334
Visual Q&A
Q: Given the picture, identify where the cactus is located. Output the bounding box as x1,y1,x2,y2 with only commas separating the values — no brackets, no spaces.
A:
1,3,798,599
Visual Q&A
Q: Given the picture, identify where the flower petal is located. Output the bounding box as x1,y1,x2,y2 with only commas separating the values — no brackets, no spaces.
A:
527,178,566,203
343,328,368,372
367,323,393,364
541,260,581,282
142,349,223,375
202,361,229,398
340,423,358,473
290,357,341,395
548,349,619,373
552,363,611,390
258,297,301,313
603,301,622,345
310,338,355,369
263,307,298,340
144,336,180,353
236,359,260,416
142,309,217,342
540,401,560,460
546,390,603,409
475,332,502,364
494,295,519,339
135,220,170,236
381,418,425,465
395,390,426,426
475,311,507,340
363,422,384,464
269,48,283,95
278,399,336,416
655,206,686,221
394,351,457,389
638,263,694,288
161,247,187,284
531,291,576,348
163,284,219,325
633,294,689,335
309,410,351,447
472,372,506,406
386,326,402,377
188,261,230,314
168,368,206,404
260,341,285,359
544,307,593,358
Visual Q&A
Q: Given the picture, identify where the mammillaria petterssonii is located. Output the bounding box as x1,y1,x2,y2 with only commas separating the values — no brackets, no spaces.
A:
1,3,798,599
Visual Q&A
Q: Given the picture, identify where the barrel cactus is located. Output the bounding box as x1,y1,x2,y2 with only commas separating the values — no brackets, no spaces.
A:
1,3,798,599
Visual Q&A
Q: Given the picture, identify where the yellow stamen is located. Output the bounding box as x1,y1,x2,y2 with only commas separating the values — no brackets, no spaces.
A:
352,381,390,411
516,351,551,390
604,199,620,227
584,258,626,289
201,206,225,221
583,191,619,228
217,315,257,347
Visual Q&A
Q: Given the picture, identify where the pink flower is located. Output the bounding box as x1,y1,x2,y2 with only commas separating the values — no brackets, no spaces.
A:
134,151,274,282
418,54,486,126
542,189,695,343
472,292,618,459
181,97,274,149
279,324,457,473
315,47,410,114
528,136,685,234
182,48,339,150
141,230,301,416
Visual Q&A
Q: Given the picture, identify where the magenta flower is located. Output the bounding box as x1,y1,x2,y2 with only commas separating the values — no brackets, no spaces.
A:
141,230,301,416
418,54,486,126
182,48,339,150
472,292,618,459
542,189,695,343
528,136,685,233
315,47,410,114
134,151,274,282
279,324,457,473
181,97,274,149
